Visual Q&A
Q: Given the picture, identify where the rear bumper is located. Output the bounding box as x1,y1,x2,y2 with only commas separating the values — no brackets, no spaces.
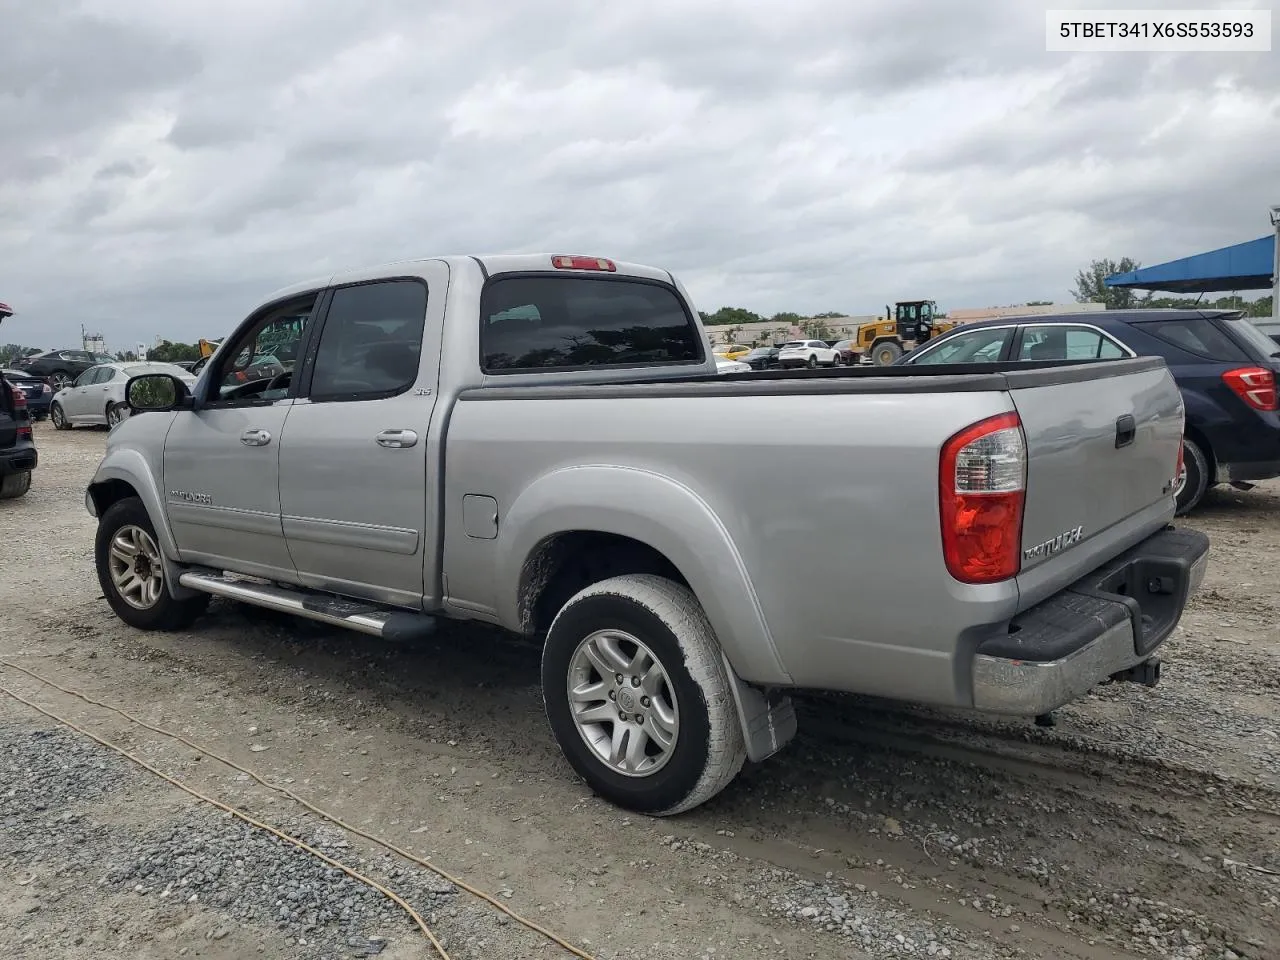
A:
1,442,38,475
971,526,1209,716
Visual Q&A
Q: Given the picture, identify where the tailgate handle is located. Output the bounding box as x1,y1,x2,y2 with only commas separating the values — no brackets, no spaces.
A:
1115,415,1136,448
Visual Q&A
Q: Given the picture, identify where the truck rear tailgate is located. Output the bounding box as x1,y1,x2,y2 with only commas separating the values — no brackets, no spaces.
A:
1007,358,1183,609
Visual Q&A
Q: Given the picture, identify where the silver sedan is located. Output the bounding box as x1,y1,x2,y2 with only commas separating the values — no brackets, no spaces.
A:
50,361,197,430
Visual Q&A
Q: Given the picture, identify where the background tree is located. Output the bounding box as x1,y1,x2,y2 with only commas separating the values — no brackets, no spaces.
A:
1146,293,1273,317
0,344,40,366
1073,257,1152,309
800,317,834,340
702,307,762,326
147,340,202,363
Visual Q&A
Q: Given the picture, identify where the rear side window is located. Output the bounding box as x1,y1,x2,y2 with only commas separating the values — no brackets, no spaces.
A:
1017,325,1128,361
480,276,703,372
308,279,428,401
1132,317,1249,362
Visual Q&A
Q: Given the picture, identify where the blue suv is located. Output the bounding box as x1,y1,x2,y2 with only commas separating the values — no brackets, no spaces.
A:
899,309,1280,515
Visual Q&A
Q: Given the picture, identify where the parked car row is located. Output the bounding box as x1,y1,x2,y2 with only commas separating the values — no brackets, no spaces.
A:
12,348,118,389
897,308,1280,515
718,339,864,371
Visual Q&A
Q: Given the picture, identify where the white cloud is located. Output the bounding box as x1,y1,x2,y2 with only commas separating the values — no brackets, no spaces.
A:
1,0,1276,350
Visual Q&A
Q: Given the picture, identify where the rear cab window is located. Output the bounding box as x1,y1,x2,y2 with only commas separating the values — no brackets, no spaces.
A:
480,275,704,373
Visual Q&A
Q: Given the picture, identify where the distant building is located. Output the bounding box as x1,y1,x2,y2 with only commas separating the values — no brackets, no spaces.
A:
945,302,1105,323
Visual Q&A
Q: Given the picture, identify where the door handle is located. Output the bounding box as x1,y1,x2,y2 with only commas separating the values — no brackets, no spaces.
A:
1115,415,1136,448
241,428,272,446
375,429,419,449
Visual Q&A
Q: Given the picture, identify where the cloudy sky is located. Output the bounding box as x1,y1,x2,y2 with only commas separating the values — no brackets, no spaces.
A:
1,0,1276,351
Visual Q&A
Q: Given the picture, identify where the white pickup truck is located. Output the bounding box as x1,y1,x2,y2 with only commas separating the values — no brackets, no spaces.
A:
86,253,1208,816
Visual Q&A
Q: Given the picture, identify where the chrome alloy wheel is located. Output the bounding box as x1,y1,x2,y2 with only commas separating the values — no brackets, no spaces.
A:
566,629,680,777
108,524,165,610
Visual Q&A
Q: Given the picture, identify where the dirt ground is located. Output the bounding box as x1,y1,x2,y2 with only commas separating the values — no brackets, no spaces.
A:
1,421,1277,960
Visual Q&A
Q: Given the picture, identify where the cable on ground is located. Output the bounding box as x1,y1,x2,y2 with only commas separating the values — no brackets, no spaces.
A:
0,678,451,960
0,658,597,960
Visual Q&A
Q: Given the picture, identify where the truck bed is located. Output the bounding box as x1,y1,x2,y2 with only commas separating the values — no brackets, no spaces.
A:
444,356,1182,708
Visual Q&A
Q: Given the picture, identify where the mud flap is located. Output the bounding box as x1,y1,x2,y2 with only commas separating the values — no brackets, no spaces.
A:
722,653,797,763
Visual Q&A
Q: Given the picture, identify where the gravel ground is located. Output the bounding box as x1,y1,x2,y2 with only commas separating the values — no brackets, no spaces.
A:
1,422,1278,960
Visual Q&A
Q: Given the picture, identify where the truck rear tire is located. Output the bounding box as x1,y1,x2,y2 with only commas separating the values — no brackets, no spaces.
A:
94,497,209,630
541,573,746,817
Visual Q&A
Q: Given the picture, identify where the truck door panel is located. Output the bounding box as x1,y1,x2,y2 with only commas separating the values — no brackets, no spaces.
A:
278,269,443,609
163,292,321,580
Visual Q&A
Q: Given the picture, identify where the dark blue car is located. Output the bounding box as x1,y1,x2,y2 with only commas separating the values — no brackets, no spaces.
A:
899,309,1280,515
1,368,54,420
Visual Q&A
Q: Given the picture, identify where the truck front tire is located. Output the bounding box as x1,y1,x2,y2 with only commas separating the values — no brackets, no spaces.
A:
541,574,746,816
95,497,208,630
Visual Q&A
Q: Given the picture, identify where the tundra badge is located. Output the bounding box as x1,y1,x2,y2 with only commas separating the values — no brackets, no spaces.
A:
170,490,213,505
1024,526,1084,562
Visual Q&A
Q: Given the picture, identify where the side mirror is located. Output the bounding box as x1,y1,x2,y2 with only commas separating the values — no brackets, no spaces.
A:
126,373,191,413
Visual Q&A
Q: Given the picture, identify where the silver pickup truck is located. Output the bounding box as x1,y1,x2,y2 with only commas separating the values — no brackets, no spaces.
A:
86,253,1209,816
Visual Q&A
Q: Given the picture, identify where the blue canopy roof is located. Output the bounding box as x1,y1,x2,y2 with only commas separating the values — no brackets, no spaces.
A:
1105,235,1275,293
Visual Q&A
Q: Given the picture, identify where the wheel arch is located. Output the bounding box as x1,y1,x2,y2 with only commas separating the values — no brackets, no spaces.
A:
498,465,792,686
1182,423,1217,477
87,450,199,600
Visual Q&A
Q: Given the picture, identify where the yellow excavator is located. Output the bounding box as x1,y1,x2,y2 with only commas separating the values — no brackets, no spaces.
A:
188,338,222,375
850,301,959,365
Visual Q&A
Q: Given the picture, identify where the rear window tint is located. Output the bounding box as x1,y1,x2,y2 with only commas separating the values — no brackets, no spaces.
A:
480,276,703,372
1131,317,1249,362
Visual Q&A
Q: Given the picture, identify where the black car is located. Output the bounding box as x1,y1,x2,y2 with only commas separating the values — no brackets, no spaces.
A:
899,308,1280,514
741,346,781,370
0,368,53,419
14,349,118,390
0,375,36,499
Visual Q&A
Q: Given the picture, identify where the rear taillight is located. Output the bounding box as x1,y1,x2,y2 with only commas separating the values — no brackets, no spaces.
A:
939,411,1026,584
1222,366,1278,411
10,385,32,441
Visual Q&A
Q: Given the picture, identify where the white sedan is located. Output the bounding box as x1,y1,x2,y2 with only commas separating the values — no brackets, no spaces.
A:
777,339,840,368
715,357,752,374
50,361,197,430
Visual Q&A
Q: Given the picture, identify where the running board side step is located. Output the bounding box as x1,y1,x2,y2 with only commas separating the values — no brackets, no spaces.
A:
177,572,437,642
